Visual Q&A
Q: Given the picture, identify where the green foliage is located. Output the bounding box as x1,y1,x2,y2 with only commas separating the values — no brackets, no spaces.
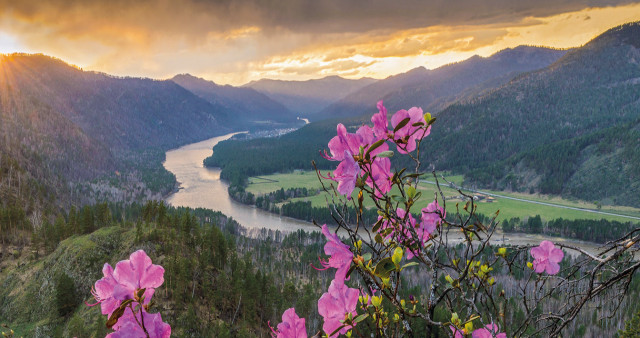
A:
55,272,78,317
620,309,640,337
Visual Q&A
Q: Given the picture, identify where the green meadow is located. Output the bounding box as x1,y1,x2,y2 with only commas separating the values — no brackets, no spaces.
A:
246,171,640,223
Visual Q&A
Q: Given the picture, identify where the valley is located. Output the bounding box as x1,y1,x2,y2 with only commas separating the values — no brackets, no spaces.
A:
2,18,640,338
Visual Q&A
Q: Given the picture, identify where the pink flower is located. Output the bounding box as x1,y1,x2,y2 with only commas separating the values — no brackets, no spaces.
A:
365,157,392,197
380,208,416,239
318,280,359,338
108,307,171,338
90,250,164,317
472,324,506,338
313,225,353,285
379,208,427,259
332,151,360,197
324,124,363,162
90,263,120,316
418,199,445,242
390,107,430,154
111,250,165,302
450,326,464,338
371,101,389,140
271,308,307,338
530,240,564,275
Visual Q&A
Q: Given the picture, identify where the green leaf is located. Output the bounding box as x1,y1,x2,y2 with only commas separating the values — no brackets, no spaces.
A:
393,117,411,132
406,186,416,199
106,300,134,329
401,262,420,270
362,253,372,262
392,247,403,265
372,218,383,232
374,257,396,278
353,314,369,324
392,195,405,202
365,139,386,157
377,151,394,158
329,324,347,337
375,234,384,244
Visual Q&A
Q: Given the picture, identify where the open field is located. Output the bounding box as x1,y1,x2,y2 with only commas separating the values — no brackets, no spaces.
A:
246,171,640,223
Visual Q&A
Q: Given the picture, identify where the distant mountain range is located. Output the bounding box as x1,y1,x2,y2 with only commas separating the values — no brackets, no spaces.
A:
171,74,297,127
318,45,568,119
208,21,640,207
244,76,377,116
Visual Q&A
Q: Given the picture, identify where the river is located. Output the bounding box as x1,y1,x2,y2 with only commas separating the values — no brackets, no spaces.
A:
163,132,317,234
163,133,601,253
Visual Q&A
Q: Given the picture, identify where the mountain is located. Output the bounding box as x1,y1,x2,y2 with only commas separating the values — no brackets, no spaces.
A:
0,53,230,213
207,21,640,208
171,74,297,127
428,21,640,206
319,46,567,119
244,76,377,116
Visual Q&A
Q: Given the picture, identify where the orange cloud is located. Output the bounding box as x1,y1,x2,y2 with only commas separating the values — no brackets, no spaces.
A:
0,1,638,85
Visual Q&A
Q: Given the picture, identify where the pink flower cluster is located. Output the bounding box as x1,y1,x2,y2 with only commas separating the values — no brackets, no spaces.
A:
275,225,358,338
378,200,445,259
530,240,564,275
323,101,430,198
90,250,171,338
270,308,307,338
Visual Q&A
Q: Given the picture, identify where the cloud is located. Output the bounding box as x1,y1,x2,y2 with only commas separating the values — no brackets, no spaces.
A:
0,0,638,84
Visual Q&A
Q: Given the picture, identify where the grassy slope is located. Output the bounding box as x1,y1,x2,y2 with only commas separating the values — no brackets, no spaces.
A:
246,171,640,222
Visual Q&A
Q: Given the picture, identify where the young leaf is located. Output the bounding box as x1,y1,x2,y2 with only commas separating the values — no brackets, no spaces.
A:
393,117,411,132
374,257,397,278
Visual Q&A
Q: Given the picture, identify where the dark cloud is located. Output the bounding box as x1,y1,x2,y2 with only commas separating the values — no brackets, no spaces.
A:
0,0,636,37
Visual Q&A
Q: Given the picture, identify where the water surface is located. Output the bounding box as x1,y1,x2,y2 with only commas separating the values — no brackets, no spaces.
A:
164,132,317,234
163,133,600,253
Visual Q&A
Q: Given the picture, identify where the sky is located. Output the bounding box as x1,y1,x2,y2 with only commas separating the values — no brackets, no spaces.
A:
0,0,639,85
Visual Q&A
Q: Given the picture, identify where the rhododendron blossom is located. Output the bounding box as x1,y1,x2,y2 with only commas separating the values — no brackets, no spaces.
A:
271,308,307,338
449,326,464,338
365,157,392,197
471,324,506,338
90,250,170,337
332,151,360,197
107,307,171,338
372,101,389,140
318,280,359,337
379,208,416,240
390,106,430,154
111,250,165,302
90,250,163,316
530,240,564,275
313,224,353,284
90,263,121,316
418,199,445,242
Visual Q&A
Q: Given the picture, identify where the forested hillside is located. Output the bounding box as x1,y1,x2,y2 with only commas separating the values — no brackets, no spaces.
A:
0,53,232,220
429,21,640,206
0,202,328,337
2,201,639,337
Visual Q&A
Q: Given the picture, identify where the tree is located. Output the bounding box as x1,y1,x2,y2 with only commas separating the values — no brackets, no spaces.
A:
55,272,78,317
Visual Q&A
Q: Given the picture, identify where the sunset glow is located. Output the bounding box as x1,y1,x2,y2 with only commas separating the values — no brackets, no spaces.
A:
0,1,639,85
